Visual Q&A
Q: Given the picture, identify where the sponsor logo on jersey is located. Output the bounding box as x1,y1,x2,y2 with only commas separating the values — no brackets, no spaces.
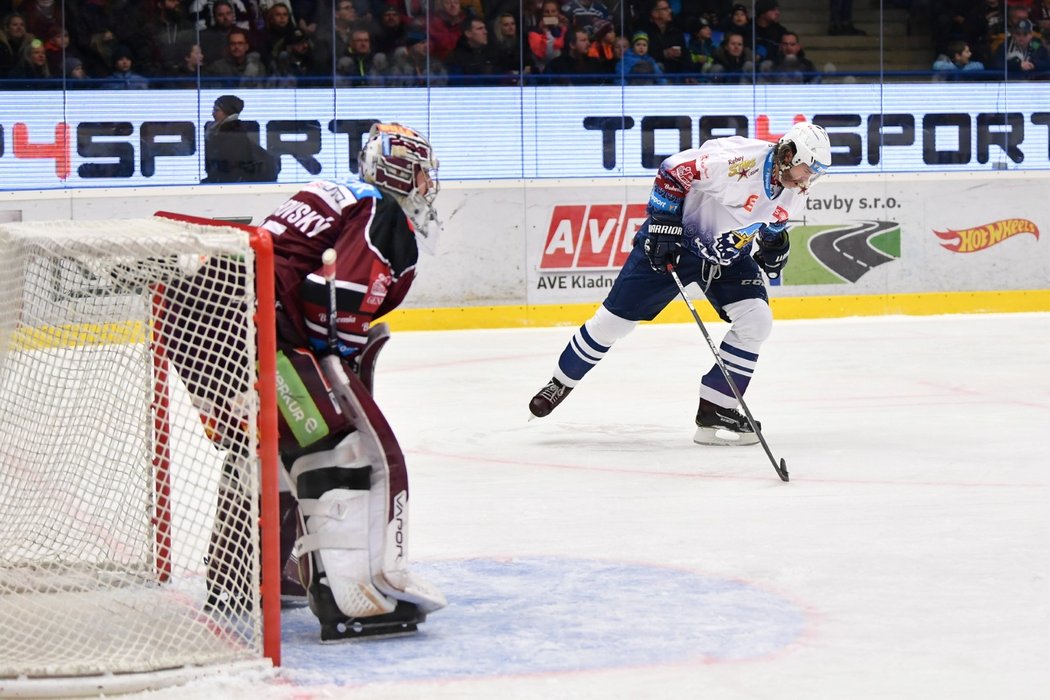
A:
934,218,1039,253
274,351,330,447
538,203,648,270
362,261,391,310
728,157,758,181
729,229,756,250
697,154,710,179
743,194,759,212
655,175,686,198
669,159,702,187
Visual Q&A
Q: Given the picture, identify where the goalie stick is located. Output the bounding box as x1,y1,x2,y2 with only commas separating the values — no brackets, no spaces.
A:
321,248,340,354
320,248,390,394
315,247,432,640
668,268,790,482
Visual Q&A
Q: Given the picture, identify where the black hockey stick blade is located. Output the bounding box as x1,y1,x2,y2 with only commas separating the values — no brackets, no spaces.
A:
776,458,789,482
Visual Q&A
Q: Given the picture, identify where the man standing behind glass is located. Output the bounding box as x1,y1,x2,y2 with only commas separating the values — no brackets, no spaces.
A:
202,94,280,183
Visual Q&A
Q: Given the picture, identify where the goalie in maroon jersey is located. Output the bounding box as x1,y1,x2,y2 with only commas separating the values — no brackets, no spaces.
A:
160,122,446,640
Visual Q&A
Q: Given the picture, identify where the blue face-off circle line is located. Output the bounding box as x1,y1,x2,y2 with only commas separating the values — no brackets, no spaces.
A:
279,556,808,688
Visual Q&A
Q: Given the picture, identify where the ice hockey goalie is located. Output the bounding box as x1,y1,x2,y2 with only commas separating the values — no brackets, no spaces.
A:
158,122,447,640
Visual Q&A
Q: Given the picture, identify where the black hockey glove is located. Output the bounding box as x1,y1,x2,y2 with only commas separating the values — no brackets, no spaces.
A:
642,215,684,273
754,229,790,279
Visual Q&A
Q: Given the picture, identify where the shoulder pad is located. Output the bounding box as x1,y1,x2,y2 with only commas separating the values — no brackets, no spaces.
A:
343,178,383,200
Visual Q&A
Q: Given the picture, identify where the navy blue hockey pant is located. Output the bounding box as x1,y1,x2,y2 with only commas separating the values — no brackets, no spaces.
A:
554,241,770,406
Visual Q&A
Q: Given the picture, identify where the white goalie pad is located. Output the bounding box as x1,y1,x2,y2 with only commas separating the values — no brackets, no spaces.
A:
288,434,397,619
318,355,447,615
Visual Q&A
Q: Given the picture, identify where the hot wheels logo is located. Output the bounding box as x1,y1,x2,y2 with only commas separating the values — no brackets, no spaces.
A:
934,218,1039,253
539,204,648,270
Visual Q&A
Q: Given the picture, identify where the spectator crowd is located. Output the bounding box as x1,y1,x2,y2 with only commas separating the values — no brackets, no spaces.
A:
0,0,1046,89
928,0,1049,79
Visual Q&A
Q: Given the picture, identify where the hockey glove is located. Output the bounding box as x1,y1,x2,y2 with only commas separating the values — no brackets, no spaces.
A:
642,215,684,273
754,229,790,279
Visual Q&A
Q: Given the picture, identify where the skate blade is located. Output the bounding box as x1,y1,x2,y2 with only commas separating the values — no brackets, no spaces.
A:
693,426,759,446
320,616,422,642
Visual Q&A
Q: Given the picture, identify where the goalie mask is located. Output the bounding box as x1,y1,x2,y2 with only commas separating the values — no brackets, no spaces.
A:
358,123,442,254
774,122,831,190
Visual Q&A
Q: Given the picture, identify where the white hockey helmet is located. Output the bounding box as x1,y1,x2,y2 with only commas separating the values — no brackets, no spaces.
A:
358,122,442,253
775,121,831,185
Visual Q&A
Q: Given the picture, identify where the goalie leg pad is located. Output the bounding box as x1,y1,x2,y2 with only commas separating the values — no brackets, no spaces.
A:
289,434,398,621
278,490,308,606
320,356,447,615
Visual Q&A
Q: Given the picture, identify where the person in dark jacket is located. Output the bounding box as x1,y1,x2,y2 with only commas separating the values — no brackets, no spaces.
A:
201,94,280,183
447,16,497,85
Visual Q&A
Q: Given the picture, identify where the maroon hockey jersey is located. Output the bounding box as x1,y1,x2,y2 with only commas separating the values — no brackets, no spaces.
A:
260,179,419,357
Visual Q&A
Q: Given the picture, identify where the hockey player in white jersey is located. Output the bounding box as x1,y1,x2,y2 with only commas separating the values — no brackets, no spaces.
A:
528,122,831,445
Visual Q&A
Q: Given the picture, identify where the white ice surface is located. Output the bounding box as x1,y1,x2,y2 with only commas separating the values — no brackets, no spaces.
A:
129,313,1050,700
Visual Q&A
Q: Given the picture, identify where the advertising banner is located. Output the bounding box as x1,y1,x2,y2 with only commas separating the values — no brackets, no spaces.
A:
0,177,1044,312
2,83,1049,190
519,174,1048,305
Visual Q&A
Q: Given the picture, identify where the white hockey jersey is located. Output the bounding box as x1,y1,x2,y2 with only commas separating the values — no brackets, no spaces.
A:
648,136,810,266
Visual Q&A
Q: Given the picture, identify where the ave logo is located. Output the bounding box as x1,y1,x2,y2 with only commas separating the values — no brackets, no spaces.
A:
540,203,648,270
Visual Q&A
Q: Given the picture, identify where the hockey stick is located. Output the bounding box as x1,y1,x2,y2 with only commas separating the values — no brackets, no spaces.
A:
321,248,339,353
668,268,789,482
319,247,350,410
321,247,389,395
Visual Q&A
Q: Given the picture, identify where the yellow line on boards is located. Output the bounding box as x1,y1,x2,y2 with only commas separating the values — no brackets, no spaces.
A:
8,290,1048,349
381,290,1050,331
9,322,147,351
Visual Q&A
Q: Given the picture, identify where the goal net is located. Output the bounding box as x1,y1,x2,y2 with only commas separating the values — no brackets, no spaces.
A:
0,215,279,697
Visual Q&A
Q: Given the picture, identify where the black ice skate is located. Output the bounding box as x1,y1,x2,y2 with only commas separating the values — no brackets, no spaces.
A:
319,600,426,642
529,377,572,419
694,399,760,446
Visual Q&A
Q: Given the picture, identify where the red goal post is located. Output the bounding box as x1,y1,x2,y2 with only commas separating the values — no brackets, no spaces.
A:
0,213,280,696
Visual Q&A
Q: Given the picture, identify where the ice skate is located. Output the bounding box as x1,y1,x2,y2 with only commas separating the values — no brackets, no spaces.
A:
319,601,427,642
694,399,760,446
529,377,572,419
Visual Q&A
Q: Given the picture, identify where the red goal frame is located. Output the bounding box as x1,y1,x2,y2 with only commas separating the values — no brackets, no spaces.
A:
153,211,282,667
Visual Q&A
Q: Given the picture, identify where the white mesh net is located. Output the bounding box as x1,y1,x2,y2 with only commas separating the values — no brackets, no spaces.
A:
0,218,270,688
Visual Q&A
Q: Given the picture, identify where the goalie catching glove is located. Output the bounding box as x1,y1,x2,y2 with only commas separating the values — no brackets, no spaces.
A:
641,214,684,273
754,225,790,279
